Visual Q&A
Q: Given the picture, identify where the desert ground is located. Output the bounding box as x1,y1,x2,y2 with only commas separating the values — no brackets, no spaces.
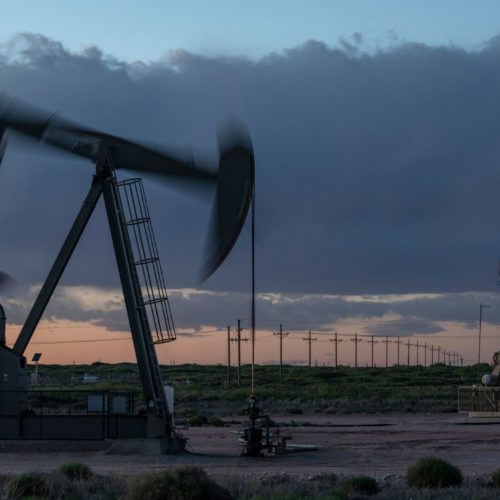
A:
0,413,499,484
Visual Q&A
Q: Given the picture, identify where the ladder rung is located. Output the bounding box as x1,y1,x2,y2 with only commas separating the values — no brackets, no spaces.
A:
143,297,169,306
126,217,149,226
134,257,158,266
153,337,176,345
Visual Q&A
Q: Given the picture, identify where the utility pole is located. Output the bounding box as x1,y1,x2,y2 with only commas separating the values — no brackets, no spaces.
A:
461,356,463,367
351,333,362,369
437,346,441,364
395,337,403,365
237,319,243,384
329,332,342,370
416,340,419,366
230,319,247,386
424,342,427,367
407,339,411,366
273,324,288,382
448,351,452,366
443,349,447,366
430,345,434,365
227,325,231,386
478,304,491,377
382,336,391,367
368,336,378,367
302,330,317,372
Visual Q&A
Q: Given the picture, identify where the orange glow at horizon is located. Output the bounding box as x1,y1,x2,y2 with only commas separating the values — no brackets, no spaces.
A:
4,318,498,368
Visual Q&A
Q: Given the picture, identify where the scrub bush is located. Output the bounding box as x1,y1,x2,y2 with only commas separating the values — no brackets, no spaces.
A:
407,456,462,488
59,461,93,480
491,469,500,487
342,475,379,495
127,466,232,500
5,473,49,499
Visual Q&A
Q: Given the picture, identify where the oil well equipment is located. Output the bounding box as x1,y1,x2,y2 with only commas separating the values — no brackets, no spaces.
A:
0,96,254,452
459,351,500,416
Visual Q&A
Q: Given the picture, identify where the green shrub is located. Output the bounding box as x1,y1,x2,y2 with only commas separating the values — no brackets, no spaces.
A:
208,416,225,427
5,473,49,499
328,489,348,500
58,461,93,480
492,469,500,487
407,456,462,488
187,414,208,427
342,475,379,495
127,466,232,500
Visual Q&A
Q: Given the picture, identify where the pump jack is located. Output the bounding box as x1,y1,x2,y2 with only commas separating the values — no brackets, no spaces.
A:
0,96,254,451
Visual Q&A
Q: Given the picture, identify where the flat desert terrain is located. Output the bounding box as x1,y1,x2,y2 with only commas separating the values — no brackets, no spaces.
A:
0,413,499,481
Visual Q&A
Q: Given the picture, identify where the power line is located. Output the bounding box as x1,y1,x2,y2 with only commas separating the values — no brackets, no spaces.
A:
19,337,132,345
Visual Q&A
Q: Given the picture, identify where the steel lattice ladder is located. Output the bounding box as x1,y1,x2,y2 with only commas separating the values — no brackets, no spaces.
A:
106,173,174,420
117,178,176,345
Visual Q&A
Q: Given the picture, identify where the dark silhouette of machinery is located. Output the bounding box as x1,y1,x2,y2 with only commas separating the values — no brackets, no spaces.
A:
459,351,500,416
244,394,272,456
0,96,254,451
481,351,500,386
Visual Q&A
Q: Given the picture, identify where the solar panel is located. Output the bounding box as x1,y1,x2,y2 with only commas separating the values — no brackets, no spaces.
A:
32,353,42,362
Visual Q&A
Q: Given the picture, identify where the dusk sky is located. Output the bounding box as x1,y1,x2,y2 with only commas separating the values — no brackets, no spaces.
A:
1,2,500,366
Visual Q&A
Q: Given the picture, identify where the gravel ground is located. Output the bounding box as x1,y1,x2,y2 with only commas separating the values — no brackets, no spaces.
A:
0,413,499,481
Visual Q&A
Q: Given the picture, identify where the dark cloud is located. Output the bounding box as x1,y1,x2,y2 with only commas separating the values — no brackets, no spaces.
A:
4,284,498,340
1,32,500,309
364,317,445,337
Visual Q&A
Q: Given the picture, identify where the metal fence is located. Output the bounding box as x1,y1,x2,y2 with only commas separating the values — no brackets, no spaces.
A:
0,390,142,440
458,386,500,414
23,390,135,415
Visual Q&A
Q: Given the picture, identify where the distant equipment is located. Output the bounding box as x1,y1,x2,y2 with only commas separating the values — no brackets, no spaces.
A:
83,373,99,384
0,95,254,452
459,351,500,416
237,395,319,456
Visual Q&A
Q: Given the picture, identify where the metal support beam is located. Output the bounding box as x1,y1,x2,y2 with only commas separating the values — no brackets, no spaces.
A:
14,178,103,355
100,170,169,430
11,161,176,444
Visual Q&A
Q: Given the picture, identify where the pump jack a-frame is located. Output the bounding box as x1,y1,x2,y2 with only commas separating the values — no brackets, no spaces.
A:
0,97,254,451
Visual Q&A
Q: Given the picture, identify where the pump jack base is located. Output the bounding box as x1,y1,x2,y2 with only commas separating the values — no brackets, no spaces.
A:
107,436,188,455
160,435,187,454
